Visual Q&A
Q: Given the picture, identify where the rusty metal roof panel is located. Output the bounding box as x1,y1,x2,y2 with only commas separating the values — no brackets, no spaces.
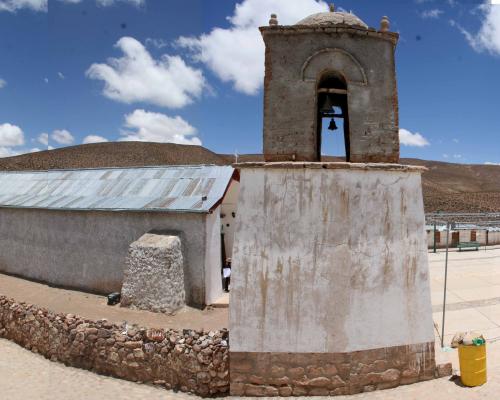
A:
0,165,234,213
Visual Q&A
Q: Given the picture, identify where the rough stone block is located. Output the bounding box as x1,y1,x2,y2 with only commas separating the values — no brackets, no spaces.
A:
121,234,185,314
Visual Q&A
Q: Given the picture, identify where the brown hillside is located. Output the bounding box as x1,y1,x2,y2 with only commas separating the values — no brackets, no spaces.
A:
0,142,225,170
1,143,499,213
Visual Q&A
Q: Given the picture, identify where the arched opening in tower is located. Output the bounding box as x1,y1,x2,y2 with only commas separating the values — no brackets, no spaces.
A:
316,71,350,161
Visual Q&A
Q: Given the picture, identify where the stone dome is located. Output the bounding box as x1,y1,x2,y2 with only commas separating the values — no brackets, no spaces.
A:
296,11,368,29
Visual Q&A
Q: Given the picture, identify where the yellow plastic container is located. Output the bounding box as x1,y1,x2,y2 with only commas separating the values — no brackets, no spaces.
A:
458,343,487,387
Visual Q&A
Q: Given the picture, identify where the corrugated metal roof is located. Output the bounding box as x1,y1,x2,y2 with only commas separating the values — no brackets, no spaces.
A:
0,165,235,213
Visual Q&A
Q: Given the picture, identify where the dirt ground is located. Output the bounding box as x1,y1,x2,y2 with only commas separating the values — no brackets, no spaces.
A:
0,273,228,331
0,338,194,400
1,248,500,399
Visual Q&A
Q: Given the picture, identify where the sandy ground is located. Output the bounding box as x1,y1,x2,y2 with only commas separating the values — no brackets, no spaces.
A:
0,273,228,331
1,248,500,399
0,338,193,400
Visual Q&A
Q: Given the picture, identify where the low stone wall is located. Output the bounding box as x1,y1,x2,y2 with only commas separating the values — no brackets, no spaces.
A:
0,295,229,396
231,343,451,396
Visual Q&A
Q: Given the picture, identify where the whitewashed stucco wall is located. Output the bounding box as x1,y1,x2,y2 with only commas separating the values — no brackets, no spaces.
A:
221,180,240,259
0,208,208,306
230,166,435,353
204,205,223,305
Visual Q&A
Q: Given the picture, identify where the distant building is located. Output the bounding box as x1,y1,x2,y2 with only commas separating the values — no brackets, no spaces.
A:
0,165,239,307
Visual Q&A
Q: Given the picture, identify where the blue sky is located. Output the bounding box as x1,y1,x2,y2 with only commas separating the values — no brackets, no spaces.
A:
0,0,499,164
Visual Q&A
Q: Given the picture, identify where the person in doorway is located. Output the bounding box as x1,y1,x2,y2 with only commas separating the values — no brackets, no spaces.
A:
222,258,231,292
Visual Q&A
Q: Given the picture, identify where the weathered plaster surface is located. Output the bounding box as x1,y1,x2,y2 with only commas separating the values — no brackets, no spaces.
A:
230,167,434,353
261,26,399,162
0,209,208,306
121,234,185,313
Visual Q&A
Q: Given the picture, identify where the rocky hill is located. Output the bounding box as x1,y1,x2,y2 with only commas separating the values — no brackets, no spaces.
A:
0,142,225,170
1,143,499,213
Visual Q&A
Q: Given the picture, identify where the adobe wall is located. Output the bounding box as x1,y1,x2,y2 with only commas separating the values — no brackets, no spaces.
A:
0,295,229,396
0,208,209,307
230,162,438,395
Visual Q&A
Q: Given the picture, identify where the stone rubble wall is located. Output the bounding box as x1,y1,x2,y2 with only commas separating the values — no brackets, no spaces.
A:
0,295,229,397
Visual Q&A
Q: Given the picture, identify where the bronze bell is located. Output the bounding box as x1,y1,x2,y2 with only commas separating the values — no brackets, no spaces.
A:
319,94,335,114
328,118,338,131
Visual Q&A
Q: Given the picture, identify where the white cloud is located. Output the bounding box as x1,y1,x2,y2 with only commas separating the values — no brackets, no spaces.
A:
399,128,430,147
0,0,47,12
96,0,144,6
0,78,6,88
37,132,48,146
51,129,74,145
0,122,24,158
485,161,500,165
454,3,500,56
57,72,65,80
452,138,459,143
145,38,169,49
86,37,206,109
178,0,328,95
120,109,201,145
83,135,108,144
443,154,449,159
44,77,49,83
421,9,444,19
57,0,144,6
0,123,24,147
453,154,462,159
0,0,143,12
0,147,17,157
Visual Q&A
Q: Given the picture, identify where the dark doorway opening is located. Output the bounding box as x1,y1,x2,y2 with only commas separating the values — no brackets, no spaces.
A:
316,72,350,161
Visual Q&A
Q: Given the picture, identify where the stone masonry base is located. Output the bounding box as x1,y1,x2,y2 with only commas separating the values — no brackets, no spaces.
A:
231,342,450,396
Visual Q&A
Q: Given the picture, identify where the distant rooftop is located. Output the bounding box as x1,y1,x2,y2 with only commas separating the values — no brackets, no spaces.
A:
0,165,235,213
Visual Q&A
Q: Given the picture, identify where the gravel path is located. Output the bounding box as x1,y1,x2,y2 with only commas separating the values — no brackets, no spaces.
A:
0,339,191,400
2,337,499,400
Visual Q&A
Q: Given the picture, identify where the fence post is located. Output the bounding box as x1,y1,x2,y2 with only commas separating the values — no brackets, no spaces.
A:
441,221,450,348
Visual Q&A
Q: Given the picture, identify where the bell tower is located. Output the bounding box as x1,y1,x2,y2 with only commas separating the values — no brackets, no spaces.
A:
230,5,440,397
262,5,399,162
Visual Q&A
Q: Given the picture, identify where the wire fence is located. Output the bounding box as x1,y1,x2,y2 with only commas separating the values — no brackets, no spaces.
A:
425,212,500,347
426,212,500,226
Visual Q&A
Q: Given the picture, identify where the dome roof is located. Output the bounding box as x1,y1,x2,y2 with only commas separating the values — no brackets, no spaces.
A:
296,10,368,29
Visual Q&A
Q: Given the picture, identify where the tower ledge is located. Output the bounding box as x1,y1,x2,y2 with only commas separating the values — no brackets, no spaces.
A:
234,161,426,173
